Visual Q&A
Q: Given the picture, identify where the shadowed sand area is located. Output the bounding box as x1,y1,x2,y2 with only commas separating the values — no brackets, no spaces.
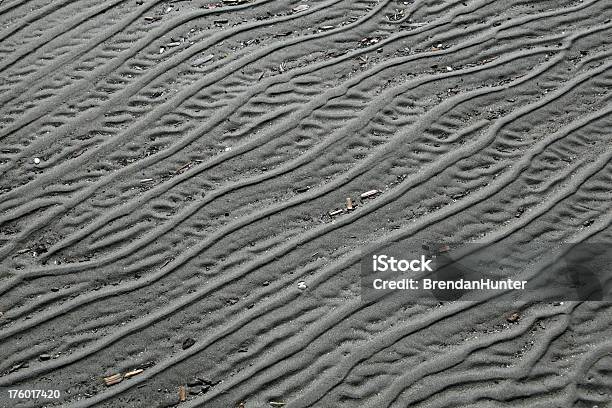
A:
0,0,611,406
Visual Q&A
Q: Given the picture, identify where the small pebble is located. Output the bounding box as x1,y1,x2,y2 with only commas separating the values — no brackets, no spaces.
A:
182,338,196,350
189,386,202,395
293,4,310,13
506,312,520,323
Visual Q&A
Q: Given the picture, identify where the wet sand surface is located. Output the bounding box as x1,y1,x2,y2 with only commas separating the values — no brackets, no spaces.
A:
0,0,612,407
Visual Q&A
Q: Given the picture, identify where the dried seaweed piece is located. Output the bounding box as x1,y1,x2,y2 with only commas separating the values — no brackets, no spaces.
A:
124,369,144,379
360,189,379,199
103,373,123,386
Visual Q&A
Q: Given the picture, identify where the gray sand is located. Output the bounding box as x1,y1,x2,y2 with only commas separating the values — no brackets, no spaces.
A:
0,0,611,407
